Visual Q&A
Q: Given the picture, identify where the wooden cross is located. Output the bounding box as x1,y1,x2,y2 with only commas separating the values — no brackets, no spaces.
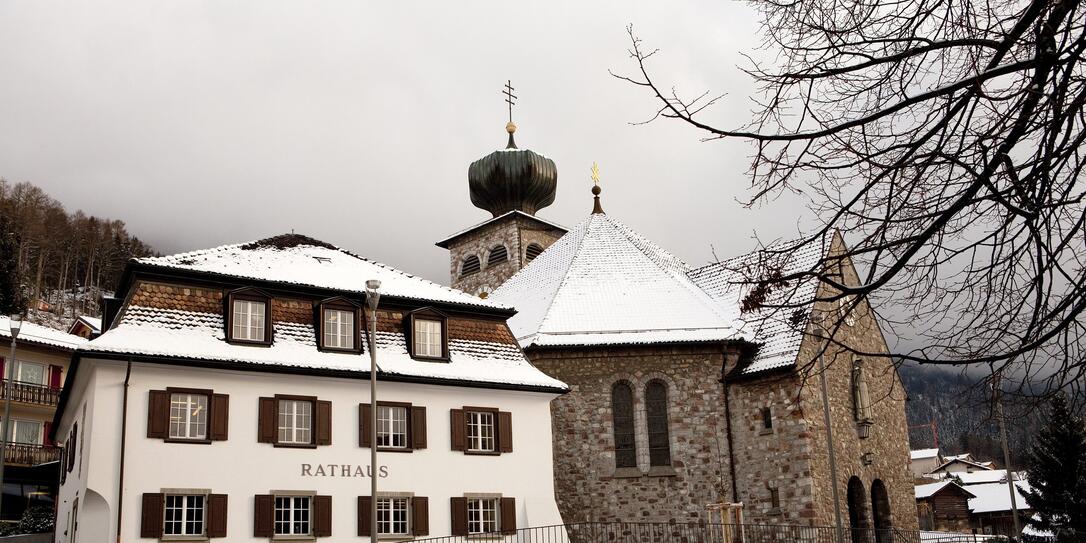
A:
502,80,517,123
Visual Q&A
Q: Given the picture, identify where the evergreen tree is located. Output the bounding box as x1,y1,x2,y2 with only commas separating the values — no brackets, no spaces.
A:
1023,393,1086,541
0,214,24,315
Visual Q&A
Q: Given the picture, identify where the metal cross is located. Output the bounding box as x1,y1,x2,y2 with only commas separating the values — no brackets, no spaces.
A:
591,162,601,186
502,80,517,123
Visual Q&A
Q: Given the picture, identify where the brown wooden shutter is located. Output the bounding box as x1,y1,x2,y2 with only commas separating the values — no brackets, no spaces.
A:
140,493,164,538
147,390,170,439
67,425,77,472
314,495,332,537
450,497,468,536
500,497,517,535
210,394,229,441
498,411,513,453
411,406,427,450
316,400,332,445
359,403,372,448
412,496,429,536
253,494,274,537
207,494,228,537
357,496,372,537
258,398,277,443
450,409,466,451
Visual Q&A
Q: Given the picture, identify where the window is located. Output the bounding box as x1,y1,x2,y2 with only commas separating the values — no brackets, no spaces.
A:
377,497,410,536
5,360,45,385
322,308,355,350
169,393,208,440
4,419,41,445
377,405,408,449
461,255,481,276
413,319,443,358
769,487,781,510
274,495,311,536
487,246,508,267
278,399,313,445
760,407,773,432
525,243,544,262
231,298,267,342
645,380,672,467
467,498,498,534
466,410,496,452
164,494,205,536
611,382,636,468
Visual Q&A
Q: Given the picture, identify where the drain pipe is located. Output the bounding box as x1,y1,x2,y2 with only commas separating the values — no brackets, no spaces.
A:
721,373,740,503
116,360,132,543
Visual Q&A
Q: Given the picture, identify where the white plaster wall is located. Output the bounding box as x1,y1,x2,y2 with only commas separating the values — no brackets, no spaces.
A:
55,358,564,541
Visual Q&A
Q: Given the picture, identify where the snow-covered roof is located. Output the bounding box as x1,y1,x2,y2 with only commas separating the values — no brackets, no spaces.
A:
68,315,101,334
82,306,566,391
911,448,941,460
0,316,87,351
967,481,1032,514
489,213,739,349
135,234,507,311
930,457,994,473
915,481,975,500
688,236,827,375
435,210,567,248
954,470,1018,485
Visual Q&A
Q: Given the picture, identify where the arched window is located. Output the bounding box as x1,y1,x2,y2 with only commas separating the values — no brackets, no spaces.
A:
611,382,636,468
645,380,672,467
460,255,481,277
525,243,544,262
847,476,871,539
871,479,892,543
487,245,508,267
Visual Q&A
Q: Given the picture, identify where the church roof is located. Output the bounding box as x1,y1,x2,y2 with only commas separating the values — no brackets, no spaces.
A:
135,234,510,312
489,213,740,348
434,210,567,249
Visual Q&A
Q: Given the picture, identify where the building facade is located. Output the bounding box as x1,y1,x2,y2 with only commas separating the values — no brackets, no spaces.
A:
0,317,82,523
50,234,566,542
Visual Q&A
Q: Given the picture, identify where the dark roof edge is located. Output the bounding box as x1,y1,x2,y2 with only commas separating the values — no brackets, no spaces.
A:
435,211,567,249
50,350,567,440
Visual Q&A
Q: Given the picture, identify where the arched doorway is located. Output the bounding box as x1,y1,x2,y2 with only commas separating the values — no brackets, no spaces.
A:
846,477,871,543
871,479,892,543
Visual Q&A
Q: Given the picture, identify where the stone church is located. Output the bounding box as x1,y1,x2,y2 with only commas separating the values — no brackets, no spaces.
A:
437,121,918,533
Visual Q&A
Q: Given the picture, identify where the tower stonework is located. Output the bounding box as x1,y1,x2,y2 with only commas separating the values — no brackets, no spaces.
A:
437,121,566,296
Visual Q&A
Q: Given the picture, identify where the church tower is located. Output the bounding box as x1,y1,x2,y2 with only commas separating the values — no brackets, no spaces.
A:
436,83,567,297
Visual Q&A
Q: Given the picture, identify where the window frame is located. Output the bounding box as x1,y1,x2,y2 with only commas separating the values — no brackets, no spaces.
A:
316,297,362,353
3,418,43,445
276,396,316,447
376,495,412,537
611,381,637,469
759,406,774,434
162,492,208,539
486,245,509,267
5,359,46,386
463,406,499,455
524,243,544,263
405,308,449,361
644,379,672,468
166,388,213,444
376,402,411,452
465,497,500,535
225,288,274,346
460,255,481,277
273,493,313,538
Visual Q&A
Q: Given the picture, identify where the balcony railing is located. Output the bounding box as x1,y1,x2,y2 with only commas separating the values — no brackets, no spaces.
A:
3,443,60,467
0,380,59,407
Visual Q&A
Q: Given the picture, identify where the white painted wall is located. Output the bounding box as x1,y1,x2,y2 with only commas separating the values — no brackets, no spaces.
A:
54,358,564,542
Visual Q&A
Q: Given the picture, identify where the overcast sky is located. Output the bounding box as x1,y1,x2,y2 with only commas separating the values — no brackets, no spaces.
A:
0,1,811,286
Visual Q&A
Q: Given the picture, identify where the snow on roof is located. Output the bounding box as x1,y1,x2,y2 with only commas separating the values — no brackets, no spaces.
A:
83,306,566,391
136,234,507,311
688,235,827,375
967,481,1032,514
911,448,941,460
931,457,994,473
0,316,87,351
435,211,567,248
69,315,101,334
954,470,1017,485
915,481,975,500
489,213,739,348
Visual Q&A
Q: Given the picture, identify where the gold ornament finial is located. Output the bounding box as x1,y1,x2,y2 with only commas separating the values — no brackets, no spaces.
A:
591,162,601,187
506,121,517,134
590,162,604,214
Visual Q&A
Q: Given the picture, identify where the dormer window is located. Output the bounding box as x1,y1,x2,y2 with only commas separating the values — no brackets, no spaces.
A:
317,297,361,352
225,288,273,345
406,308,449,360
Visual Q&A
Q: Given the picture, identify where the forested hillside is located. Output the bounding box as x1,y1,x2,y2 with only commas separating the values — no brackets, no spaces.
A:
0,179,158,327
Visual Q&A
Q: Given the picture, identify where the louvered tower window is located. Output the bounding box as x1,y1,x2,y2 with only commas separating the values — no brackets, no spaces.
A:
645,380,672,467
525,243,544,262
487,246,508,266
461,255,481,277
611,382,636,468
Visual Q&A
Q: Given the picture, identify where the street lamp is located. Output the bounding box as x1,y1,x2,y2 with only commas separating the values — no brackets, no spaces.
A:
365,280,381,543
1,314,23,518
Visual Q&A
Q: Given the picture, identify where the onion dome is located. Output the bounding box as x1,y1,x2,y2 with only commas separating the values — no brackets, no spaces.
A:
468,123,557,217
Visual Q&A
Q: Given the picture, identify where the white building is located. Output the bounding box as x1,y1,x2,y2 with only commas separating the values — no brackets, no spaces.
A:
51,234,567,542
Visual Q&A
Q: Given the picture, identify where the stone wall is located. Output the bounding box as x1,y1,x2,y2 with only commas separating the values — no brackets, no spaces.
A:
796,233,919,532
527,345,735,524
447,215,564,296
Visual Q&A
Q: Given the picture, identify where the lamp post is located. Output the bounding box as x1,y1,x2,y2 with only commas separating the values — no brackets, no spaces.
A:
365,280,381,542
1,314,23,519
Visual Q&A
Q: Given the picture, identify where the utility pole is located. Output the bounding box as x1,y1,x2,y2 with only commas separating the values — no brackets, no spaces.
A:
993,371,1022,538
814,319,844,543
